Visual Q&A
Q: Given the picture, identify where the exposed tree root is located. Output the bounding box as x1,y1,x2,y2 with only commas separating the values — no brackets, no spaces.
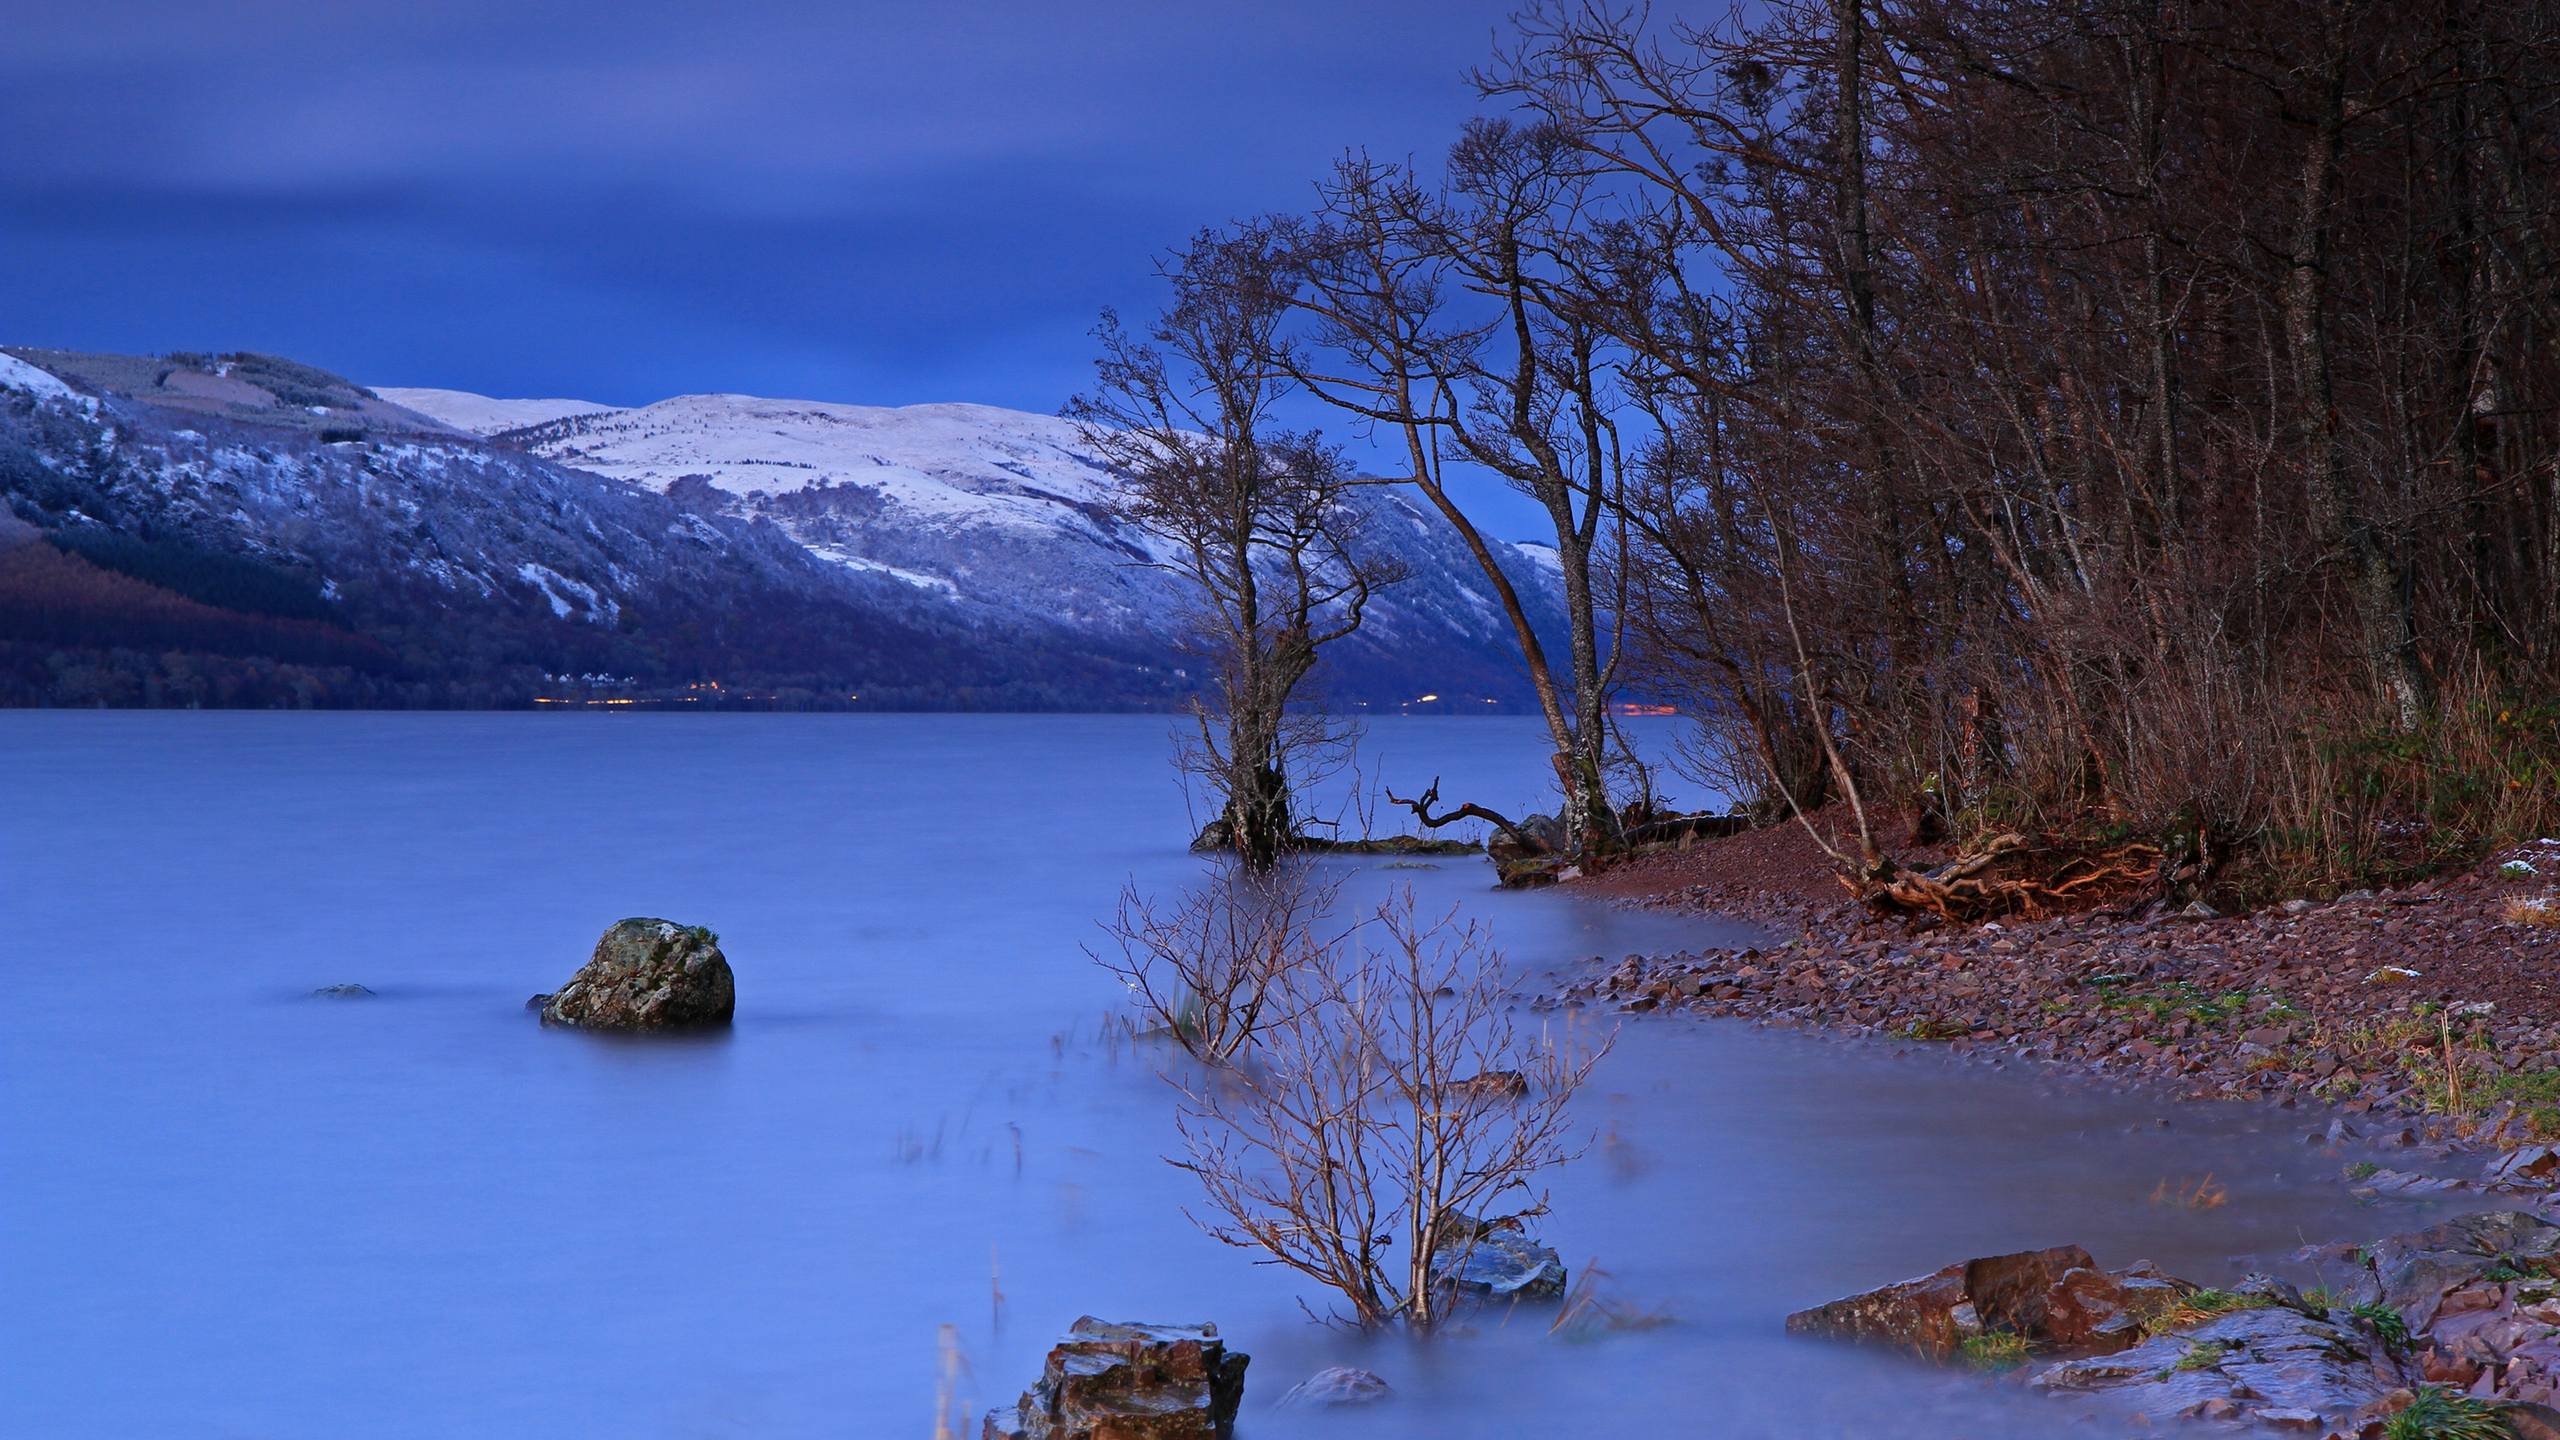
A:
1851,833,2163,922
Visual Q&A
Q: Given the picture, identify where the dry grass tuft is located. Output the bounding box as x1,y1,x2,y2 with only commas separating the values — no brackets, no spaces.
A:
2148,1174,2230,1210
2141,1287,2270,1339
2507,896,2560,928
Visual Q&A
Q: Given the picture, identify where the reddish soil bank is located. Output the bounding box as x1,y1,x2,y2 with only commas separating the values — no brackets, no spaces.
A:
1562,826,2560,1141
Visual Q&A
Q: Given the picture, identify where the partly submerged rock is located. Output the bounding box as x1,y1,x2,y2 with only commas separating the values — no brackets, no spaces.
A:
2488,1146,2560,1191
1429,1214,1568,1304
2030,1303,2388,1430
2353,1166,2478,1201
1436,1071,1530,1103
2354,1209,2560,1335
983,1317,1247,1440
1802,1212,2560,1426
308,983,374,999
1785,1245,2188,1357
1494,854,1572,889
1277,1367,1390,1408
537,918,734,1031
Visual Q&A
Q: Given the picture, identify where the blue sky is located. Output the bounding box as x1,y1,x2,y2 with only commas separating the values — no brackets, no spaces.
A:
1,6,1528,400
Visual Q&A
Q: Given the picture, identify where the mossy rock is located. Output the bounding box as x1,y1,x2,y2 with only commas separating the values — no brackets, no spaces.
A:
538,918,734,1031
1496,854,1573,889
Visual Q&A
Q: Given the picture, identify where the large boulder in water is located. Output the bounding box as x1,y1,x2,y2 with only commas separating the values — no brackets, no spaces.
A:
983,1317,1247,1439
537,918,734,1031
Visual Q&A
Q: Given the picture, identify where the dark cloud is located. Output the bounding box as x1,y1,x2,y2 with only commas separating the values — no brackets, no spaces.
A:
0,1,1666,535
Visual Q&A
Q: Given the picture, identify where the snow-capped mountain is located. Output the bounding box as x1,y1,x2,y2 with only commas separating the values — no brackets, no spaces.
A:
384,392,1182,625
373,387,616,436
0,346,1562,709
2,347,1130,707
383,386,1569,702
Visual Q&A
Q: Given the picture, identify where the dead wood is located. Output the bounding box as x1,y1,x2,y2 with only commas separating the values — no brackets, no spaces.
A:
1849,833,2163,922
1386,776,1543,855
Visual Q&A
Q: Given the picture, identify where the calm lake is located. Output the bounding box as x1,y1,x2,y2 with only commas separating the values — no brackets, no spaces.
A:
1,713,2412,1437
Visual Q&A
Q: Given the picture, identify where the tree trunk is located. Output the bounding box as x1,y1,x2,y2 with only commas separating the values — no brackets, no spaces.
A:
2287,0,2426,729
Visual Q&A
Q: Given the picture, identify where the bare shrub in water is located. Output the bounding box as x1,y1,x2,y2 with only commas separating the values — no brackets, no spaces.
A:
1169,888,1611,1332
1091,866,1345,1063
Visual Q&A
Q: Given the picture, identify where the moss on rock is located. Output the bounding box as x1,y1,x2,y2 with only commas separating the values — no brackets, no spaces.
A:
538,917,735,1031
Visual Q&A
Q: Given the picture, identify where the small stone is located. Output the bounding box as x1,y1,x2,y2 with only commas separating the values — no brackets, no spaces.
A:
1278,1367,1390,1408
1428,1214,1567,1304
308,983,374,999
2487,1146,2560,1190
2505,1402,2560,1440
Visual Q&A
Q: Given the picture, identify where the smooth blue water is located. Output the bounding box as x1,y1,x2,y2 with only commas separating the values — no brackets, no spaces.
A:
2,714,2403,1437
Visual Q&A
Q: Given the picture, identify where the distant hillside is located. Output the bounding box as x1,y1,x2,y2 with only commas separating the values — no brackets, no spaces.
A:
0,348,1564,710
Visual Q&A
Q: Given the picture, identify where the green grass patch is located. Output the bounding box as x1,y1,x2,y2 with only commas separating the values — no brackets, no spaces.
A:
2167,1339,2228,1373
1958,1331,2031,1372
2081,977,2260,1028
2352,1300,2411,1349
2382,1384,2512,1440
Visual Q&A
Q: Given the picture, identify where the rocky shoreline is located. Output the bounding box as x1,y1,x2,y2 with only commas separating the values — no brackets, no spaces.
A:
1559,830,2560,1152
1547,822,2560,1434
1787,1211,2560,1435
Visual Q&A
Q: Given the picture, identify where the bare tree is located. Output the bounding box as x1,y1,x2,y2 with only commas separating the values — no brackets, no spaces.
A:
1469,0,2560,906
1169,889,1611,1332
1267,123,1643,864
1071,228,1395,870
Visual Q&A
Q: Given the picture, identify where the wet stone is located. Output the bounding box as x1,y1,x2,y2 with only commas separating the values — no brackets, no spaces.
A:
983,1318,1247,1440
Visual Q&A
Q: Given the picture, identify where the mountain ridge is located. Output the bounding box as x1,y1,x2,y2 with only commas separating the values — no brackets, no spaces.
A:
0,348,1565,711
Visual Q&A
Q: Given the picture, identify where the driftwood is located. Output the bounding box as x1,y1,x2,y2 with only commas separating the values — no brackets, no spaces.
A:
1386,776,1544,855
1853,833,2163,921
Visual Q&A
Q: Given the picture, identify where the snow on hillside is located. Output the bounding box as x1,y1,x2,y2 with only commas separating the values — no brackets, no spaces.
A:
0,350,77,401
368,383,1570,700
378,387,617,436
503,395,1131,531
